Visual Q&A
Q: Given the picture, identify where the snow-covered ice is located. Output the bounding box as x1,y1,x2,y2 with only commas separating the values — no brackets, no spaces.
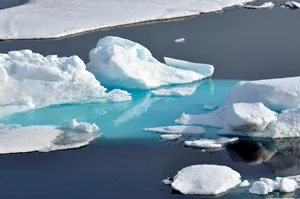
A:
0,120,102,154
65,119,99,133
173,38,185,44
239,180,250,187
164,57,214,78
285,1,300,8
184,137,238,148
249,177,298,195
161,134,182,140
171,165,241,195
0,50,131,117
243,2,274,9
151,84,198,96
144,125,206,134
0,0,254,40
87,36,211,89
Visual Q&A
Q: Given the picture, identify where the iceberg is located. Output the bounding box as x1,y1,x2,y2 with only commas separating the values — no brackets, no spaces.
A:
285,1,300,8
160,134,182,140
164,57,214,78
0,0,254,40
184,137,238,149
0,120,102,154
87,36,211,89
243,2,274,9
144,125,206,134
171,165,241,195
0,50,131,117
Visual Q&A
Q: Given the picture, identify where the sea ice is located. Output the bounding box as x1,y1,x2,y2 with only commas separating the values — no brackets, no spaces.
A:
184,137,238,149
0,50,131,117
144,125,206,134
160,134,182,140
285,1,300,8
0,0,254,40
173,38,185,43
151,84,198,96
164,57,214,78
243,2,274,9
87,36,210,89
162,178,173,185
239,180,250,187
249,181,269,195
0,120,101,154
279,178,298,193
171,165,241,195
65,119,99,133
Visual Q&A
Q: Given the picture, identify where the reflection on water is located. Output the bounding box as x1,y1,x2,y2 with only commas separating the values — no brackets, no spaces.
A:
0,0,28,9
227,138,300,176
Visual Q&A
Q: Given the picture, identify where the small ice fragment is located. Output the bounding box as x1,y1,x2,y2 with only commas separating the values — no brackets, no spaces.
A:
184,137,238,149
144,125,206,134
162,177,173,185
279,178,297,193
173,38,185,43
239,180,250,187
249,181,269,195
171,165,241,195
243,2,274,9
202,105,217,110
160,134,182,140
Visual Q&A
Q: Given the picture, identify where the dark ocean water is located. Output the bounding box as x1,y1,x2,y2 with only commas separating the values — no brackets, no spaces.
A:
1,3,300,199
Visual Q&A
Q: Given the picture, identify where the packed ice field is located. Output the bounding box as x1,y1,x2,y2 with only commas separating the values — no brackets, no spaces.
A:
2,0,300,197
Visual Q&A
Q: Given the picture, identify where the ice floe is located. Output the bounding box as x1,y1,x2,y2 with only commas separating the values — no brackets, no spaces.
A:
0,50,131,117
164,57,214,78
239,180,250,187
160,134,182,140
144,125,206,134
171,165,241,195
184,137,238,149
0,120,101,154
151,84,198,96
0,0,254,40
173,38,185,44
87,36,211,89
249,177,298,195
243,2,274,9
285,1,300,8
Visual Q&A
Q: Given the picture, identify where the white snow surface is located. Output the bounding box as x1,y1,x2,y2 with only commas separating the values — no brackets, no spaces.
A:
144,125,206,134
0,0,254,40
173,38,185,44
243,2,274,9
239,180,250,187
171,165,241,195
286,1,300,8
184,137,238,148
161,134,182,140
0,120,102,154
164,57,214,78
87,36,211,89
0,50,131,117
151,84,197,96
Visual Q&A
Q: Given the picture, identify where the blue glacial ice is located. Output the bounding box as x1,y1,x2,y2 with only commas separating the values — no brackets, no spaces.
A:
87,36,214,89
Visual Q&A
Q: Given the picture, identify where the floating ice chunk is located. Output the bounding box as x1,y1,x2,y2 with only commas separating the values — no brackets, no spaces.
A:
161,134,182,140
202,105,217,110
164,57,214,78
279,178,297,193
286,1,300,8
243,2,274,9
0,122,102,154
175,112,225,128
173,38,185,43
0,0,254,40
184,137,238,149
0,50,131,117
87,36,207,89
239,180,250,187
144,125,206,134
224,103,277,131
171,165,241,195
162,178,173,185
65,119,99,133
249,181,269,195
227,77,300,111
151,84,197,96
